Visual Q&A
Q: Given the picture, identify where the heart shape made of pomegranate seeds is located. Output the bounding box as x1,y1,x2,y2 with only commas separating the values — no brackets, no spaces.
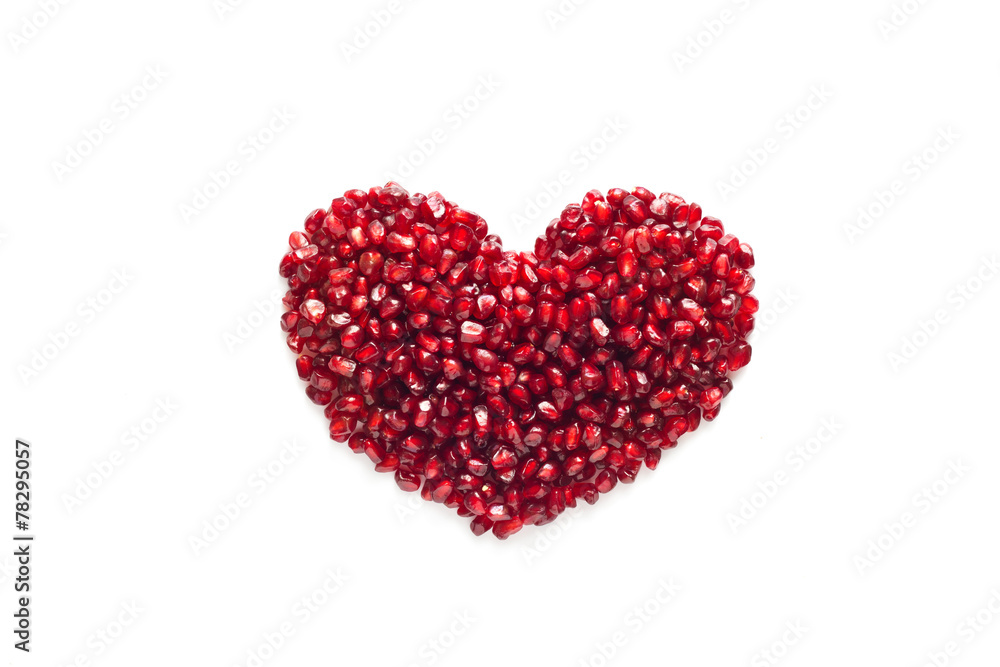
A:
279,184,756,539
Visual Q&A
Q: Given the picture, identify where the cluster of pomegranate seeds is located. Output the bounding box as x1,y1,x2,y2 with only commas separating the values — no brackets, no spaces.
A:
279,184,756,539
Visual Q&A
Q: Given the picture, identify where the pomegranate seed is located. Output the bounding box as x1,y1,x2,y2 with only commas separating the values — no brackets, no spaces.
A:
328,356,357,377
492,517,523,539
460,321,486,344
471,348,499,373
300,299,325,324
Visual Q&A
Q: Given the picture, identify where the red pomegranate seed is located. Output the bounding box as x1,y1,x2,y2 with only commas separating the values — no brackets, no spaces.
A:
300,299,325,325
460,321,486,344
492,517,523,539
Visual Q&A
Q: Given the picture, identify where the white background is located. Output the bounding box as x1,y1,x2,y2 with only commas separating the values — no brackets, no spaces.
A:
2,0,999,665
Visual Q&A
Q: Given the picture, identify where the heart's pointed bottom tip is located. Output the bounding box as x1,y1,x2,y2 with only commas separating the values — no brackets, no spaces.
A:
279,183,757,539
